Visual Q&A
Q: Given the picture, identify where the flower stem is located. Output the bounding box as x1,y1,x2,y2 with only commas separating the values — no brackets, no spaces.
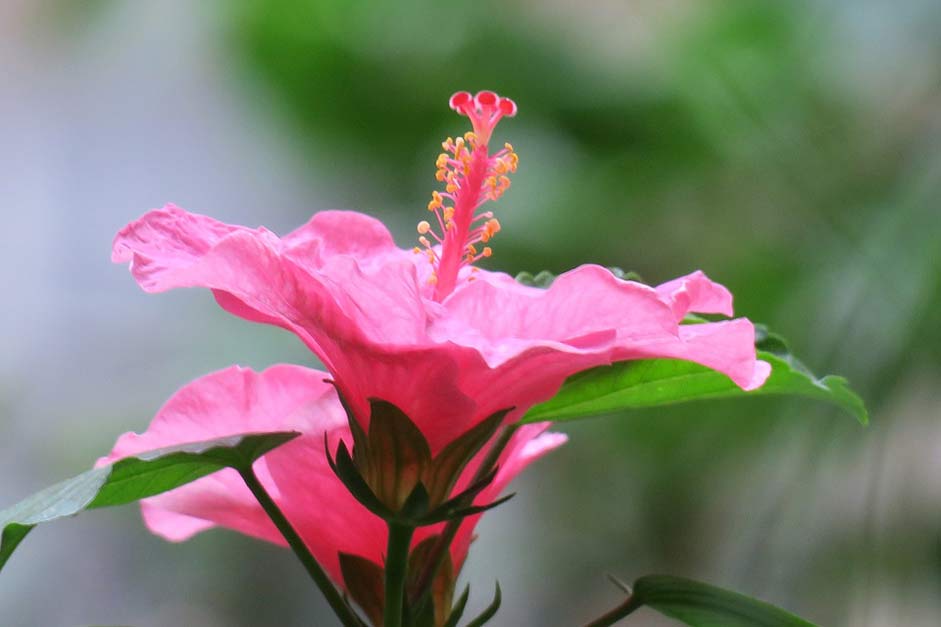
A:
580,594,642,627
383,521,415,627
409,423,520,607
238,466,364,627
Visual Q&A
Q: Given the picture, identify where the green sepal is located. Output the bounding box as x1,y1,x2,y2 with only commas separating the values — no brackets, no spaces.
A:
339,553,385,627
463,582,502,627
330,395,514,525
406,535,456,627
365,400,433,512
441,585,470,627
397,483,431,523
424,409,508,506
325,437,393,520
437,493,515,521
0,431,299,573
418,467,503,524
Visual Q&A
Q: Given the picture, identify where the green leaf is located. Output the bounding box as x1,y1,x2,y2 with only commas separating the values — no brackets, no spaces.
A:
631,575,817,626
521,347,867,425
515,273,866,425
0,431,299,573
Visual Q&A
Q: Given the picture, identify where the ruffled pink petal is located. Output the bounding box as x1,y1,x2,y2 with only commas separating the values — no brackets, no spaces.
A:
439,265,676,350
113,205,446,436
281,210,398,270
440,265,769,420
655,270,734,321
113,208,769,451
97,365,375,577
113,205,426,347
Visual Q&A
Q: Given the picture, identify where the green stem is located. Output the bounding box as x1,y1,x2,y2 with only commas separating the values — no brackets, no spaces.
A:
580,594,642,627
383,521,415,627
409,423,520,607
238,466,363,627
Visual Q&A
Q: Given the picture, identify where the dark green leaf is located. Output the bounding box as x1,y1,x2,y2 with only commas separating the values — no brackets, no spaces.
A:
521,349,867,425
631,575,817,626
0,431,299,573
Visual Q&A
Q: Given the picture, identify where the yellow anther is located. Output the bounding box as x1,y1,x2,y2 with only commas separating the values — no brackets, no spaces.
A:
412,247,421,254
435,170,447,182
464,131,477,146
443,206,455,221
468,244,478,255
427,274,438,285
504,142,513,151
417,221,431,234
442,138,454,151
482,247,492,257
436,153,449,169
499,175,511,189
419,236,430,248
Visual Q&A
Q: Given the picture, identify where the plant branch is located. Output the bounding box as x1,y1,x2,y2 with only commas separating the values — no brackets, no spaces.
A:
239,465,364,627
580,593,643,627
383,522,415,627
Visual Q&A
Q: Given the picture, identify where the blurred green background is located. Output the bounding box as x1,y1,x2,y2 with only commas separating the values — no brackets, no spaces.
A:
1,0,939,625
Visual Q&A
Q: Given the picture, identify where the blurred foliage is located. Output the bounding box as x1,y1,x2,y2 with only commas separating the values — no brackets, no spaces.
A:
220,0,941,624
22,0,938,624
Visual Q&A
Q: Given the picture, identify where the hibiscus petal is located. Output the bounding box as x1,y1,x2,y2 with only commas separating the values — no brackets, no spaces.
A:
98,365,356,557
440,265,769,423
440,265,677,347
655,270,734,321
281,210,397,268
113,206,453,436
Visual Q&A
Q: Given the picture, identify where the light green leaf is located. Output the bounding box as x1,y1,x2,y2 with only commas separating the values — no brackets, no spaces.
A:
630,575,817,626
521,341,867,425
0,431,299,573
515,272,867,425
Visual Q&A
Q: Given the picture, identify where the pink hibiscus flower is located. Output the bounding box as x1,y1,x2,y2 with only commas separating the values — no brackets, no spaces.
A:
112,92,768,455
98,364,563,587
106,90,769,599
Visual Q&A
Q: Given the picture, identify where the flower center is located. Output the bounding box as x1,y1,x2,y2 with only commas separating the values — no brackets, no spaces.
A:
414,90,518,302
